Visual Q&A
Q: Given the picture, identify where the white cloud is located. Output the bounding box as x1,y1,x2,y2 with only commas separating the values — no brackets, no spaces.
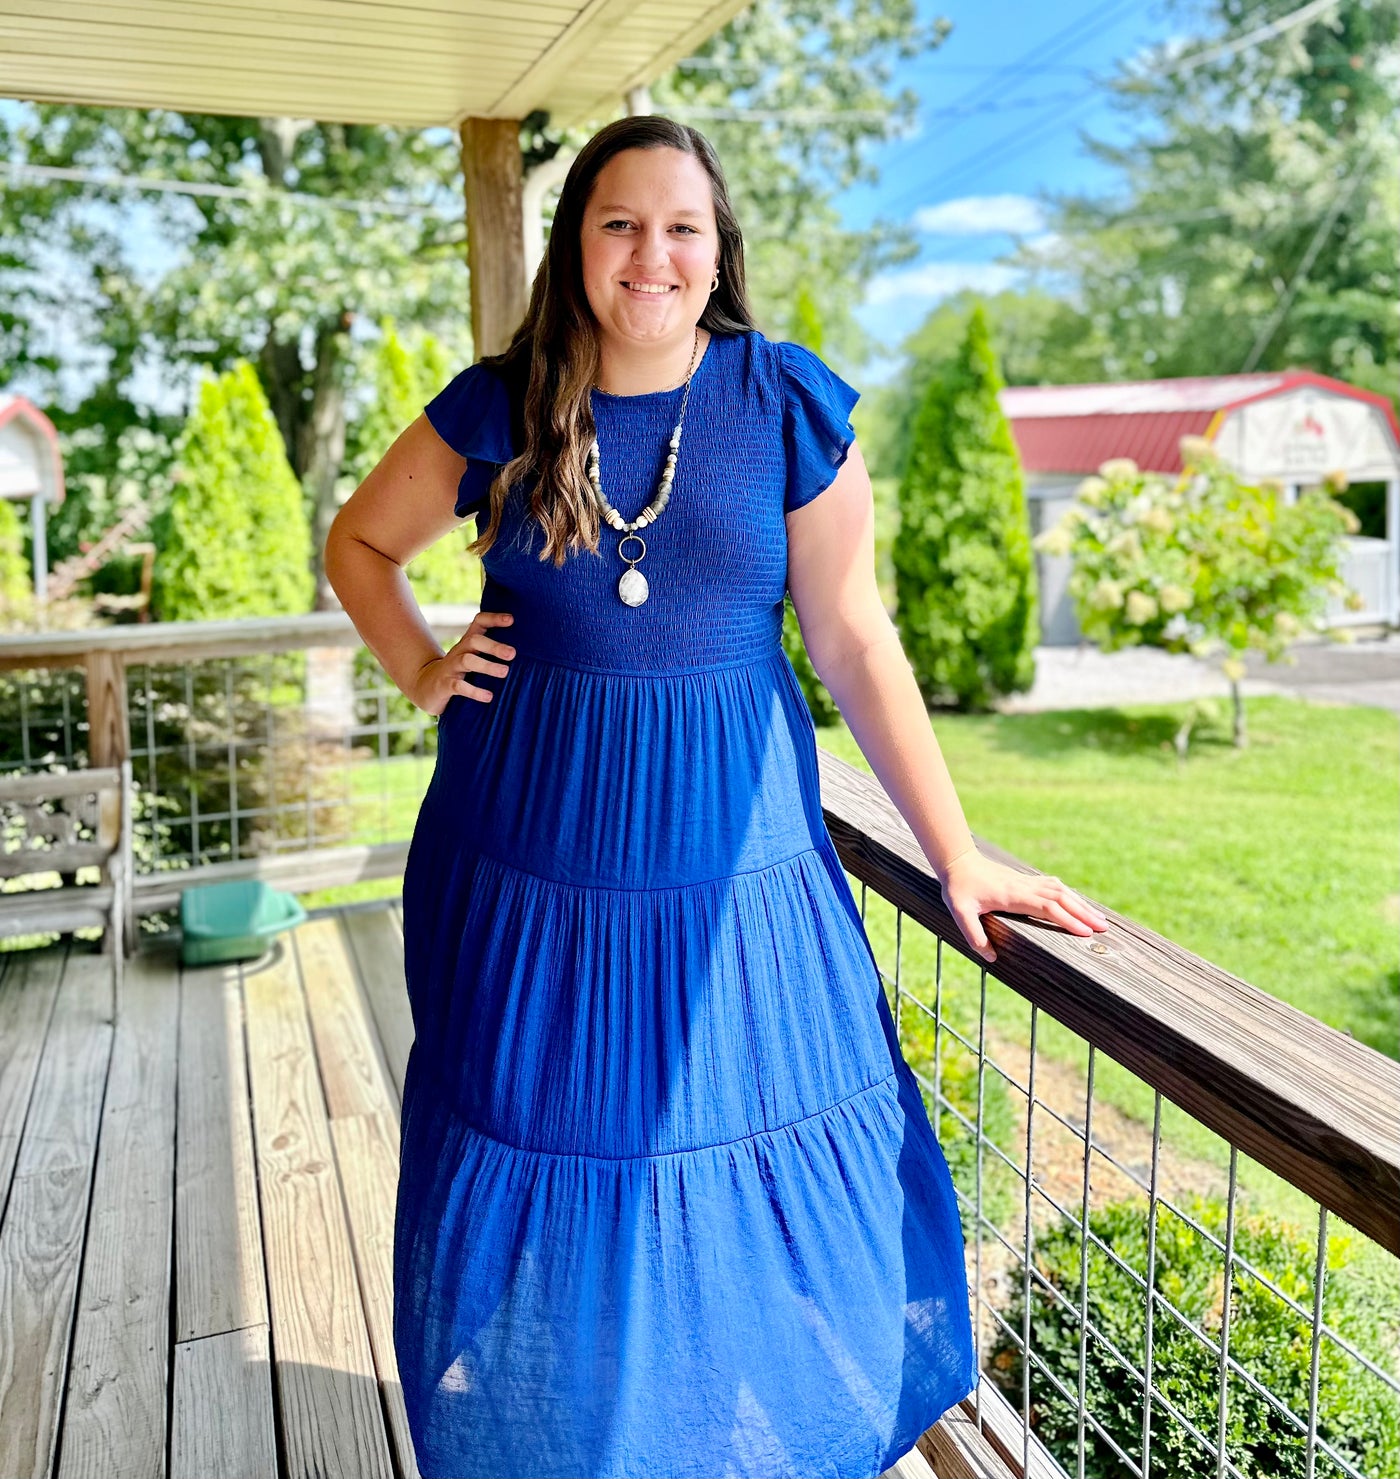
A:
865,261,1020,306
912,194,1045,237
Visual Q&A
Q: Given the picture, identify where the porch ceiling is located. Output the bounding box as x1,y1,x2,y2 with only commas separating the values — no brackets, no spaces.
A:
0,0,748,129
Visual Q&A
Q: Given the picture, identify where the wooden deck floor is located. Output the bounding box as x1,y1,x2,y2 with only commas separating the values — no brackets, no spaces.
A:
0,902,967,1479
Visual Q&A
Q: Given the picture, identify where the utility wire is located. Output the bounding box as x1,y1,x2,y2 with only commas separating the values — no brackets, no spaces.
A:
1240,138,1378,371
671,91,1085,127
3,159,457,220
877,0,1146,168
883,0,1327,219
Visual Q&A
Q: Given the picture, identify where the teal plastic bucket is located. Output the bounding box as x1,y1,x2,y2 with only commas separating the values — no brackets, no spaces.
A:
179,879,308,966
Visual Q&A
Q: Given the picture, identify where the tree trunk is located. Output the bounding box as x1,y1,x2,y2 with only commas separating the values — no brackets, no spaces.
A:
1231,677,1247,748
299,320,350,612
258,334,303,474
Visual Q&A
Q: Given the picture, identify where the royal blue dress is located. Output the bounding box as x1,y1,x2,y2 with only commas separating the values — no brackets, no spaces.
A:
394,328,978,1479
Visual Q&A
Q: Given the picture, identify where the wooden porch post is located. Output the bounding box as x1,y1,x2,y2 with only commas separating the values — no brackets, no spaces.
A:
460,118,527,358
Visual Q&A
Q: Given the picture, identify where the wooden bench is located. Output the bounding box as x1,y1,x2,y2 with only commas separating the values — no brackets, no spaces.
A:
0,761,134,980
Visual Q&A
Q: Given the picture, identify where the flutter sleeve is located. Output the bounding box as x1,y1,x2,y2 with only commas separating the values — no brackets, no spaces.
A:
423,361,516,518
777,340,861,515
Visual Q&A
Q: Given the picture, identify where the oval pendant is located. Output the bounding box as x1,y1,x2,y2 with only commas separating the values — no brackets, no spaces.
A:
618,567,649,606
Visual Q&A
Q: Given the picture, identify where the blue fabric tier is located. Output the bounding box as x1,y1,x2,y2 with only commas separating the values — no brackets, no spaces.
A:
395,329,978,1478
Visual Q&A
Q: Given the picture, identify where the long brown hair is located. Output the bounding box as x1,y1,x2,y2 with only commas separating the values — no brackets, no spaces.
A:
466,115,758,567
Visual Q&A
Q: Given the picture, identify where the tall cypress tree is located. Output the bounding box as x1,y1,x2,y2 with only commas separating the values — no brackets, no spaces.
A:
893,304,1037,710
152,361,313,622
0,497,32,626
347,320,475,607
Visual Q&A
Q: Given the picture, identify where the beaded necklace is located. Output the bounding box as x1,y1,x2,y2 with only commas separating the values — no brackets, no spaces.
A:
587,326,702,607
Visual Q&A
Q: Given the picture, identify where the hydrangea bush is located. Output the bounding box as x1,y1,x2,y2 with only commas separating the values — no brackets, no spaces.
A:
1033,439,1362,747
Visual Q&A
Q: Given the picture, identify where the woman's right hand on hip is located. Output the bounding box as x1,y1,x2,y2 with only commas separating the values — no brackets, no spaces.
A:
412,611,516,713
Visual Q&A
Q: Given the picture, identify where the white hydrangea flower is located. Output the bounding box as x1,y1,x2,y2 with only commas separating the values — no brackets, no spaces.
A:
1090,578,1125,611
1098,458,1139,481
1140,505,1175,535
1077,477,1109,507
1124,590,1158,625
1158,583,1191,614
1178,435,1214,467
1033,525,1076,556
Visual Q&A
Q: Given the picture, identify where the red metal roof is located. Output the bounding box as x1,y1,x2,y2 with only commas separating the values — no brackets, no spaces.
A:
999,370,1400,476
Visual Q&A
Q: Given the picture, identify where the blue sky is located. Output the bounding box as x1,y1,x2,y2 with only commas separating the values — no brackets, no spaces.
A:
1,0,1194,403
843,0,1187,356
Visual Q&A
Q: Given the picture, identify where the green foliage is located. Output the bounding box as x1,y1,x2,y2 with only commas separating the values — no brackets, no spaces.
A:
781,593,838,727
347,320,475,609
1034,444,1360,745
892,305,1037,710
1015,0,1399,400
990,1193,1400,1479
151,361,314,622
0,498,34,627
343,322,480,752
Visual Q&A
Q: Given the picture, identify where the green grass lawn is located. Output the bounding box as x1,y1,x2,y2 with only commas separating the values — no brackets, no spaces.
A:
819,691,1399,1244
820,691,1398,1056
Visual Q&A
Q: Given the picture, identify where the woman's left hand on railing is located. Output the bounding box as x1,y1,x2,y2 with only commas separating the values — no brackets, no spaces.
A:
938,850,1110,965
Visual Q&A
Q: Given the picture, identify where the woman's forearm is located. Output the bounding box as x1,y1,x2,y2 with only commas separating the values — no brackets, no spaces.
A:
812,619,978,885
324,524,445,702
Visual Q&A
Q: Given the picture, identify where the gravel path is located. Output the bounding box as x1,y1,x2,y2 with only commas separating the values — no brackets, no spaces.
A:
996,626,1400,716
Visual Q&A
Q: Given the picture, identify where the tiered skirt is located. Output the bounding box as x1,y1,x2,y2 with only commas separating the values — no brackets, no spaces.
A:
393,645,978,1478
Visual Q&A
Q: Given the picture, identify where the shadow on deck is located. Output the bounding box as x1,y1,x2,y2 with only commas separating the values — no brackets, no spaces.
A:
0,902,978,1479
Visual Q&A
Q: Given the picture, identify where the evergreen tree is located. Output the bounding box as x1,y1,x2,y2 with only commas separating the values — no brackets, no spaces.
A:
0,498,33,626
347,320,476,608
893,304,1037,711
152,361,313,622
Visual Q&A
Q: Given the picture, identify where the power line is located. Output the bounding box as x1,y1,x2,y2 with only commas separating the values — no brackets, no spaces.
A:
2,159,457,220
877,0,1145,168
671,90,1085,127
882,0,1326,222
1240,138,1378,371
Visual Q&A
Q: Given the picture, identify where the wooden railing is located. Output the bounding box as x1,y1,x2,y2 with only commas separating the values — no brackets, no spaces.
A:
0,607,478,917
819,750,1399,1479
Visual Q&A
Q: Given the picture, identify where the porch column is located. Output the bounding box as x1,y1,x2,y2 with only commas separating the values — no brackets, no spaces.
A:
460,118,528,358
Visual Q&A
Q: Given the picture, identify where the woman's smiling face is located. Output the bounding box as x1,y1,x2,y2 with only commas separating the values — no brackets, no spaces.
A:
580,146,720,351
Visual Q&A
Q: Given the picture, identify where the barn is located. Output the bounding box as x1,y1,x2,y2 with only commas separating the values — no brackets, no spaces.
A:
1001,371,1400,646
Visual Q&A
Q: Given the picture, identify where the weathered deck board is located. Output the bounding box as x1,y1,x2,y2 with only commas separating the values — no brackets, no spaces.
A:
0,953,114,1479
295,916,397,1121
295,914,419,1477
0,904,976,1479
242,937,394,1479
175,957,269,1343
171,1323,278,1479
58,951,178,1479
341,906,412,1105
331,1112,419,1479
0,952,66,1202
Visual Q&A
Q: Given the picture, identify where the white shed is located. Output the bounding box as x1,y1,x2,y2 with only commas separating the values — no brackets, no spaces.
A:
0,394,66,602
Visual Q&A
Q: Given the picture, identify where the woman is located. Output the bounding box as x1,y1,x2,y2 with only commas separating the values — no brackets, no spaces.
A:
325,115,1108,1479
